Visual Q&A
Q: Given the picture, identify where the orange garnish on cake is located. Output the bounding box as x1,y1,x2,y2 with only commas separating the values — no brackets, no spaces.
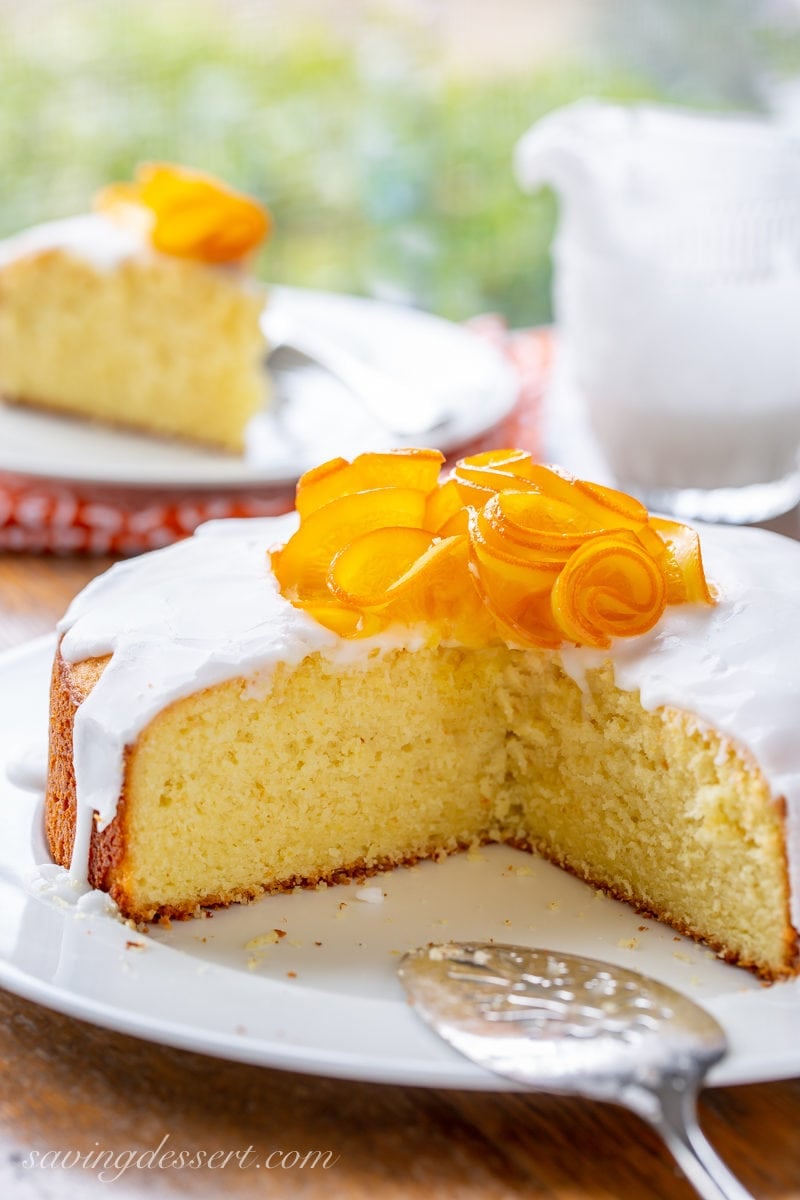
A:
95,163,271,264
271,448,715,649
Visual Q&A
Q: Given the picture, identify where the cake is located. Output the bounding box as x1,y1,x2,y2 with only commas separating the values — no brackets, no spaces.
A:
0,163,270,451
45,448,800,981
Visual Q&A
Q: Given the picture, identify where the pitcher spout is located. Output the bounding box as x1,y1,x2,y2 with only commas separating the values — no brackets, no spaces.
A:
514,99,633,247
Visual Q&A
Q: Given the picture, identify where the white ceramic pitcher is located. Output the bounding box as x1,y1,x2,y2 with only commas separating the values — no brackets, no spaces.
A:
515,100,800,522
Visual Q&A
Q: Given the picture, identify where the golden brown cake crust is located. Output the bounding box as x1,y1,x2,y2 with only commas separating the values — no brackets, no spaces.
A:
46,648,129,903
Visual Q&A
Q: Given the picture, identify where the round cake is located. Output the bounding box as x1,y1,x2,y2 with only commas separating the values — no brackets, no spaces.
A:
45,449,800,981
0,163,270,452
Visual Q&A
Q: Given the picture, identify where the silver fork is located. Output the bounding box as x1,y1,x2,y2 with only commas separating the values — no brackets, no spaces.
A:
399,942,754,1200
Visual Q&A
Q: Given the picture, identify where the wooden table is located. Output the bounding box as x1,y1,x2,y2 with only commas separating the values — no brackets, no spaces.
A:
2,543,800,1200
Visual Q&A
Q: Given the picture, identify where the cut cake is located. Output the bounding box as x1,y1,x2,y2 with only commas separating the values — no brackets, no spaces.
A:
45,450,800,981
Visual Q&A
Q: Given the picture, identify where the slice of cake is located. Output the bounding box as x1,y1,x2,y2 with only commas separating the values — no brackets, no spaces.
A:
45,449,800,980
0,163,270,452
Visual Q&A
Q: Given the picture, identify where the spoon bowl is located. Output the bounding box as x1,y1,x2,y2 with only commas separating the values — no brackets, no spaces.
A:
399,942,753,1200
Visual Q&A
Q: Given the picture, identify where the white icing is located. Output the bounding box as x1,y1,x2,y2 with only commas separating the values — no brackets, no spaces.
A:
57,515,800,930
0,213,147,272
0,213,262,295
27,862,92,905
27,862,121,920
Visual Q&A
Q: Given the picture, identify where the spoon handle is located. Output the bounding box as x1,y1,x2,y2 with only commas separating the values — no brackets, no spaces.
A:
643,1075,756,1200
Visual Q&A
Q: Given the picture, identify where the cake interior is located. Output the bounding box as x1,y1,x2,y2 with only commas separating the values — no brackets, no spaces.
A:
0,249,267,450
52,644,795,980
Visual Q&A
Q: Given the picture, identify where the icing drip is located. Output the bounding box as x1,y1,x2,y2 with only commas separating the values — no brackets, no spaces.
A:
57,515,800,928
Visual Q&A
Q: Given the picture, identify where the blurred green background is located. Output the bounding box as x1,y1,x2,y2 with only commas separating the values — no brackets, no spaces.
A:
1,0,798,326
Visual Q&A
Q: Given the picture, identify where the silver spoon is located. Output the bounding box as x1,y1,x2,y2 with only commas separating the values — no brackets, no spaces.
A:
398,942,754,1200
262,301,452,437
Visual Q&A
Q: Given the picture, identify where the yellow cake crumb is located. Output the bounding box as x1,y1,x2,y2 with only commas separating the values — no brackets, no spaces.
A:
0,245,267,451
66,643,794,981
245,931,281,950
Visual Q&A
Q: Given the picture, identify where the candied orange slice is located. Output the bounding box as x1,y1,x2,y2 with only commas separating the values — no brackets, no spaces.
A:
453,457,650,537
296,449,444,518
382,535,497,644
470,516,563,646
424,478,464,535
329,527,435,608
294,457,351,518
551,533,667,649
452,448,541,507
95,162,270,263
459,448,533,471
487,491,612,558
345,448,444,491
436,508,471,538
472,503,568,567
452,476,505,510
470,513,564,591
630,521,669,563
511,464,650,532
482,590,564,650
329,529,494,643
385,534,467,605
423,478,471,537
453,463,539,506
650,518,714,605
456,448,536,481
296,601,384,639
272,487,427,596
573,478,649,527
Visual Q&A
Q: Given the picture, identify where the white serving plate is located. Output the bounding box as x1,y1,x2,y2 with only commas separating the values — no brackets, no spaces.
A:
1,636,798,1088
0,287,517,490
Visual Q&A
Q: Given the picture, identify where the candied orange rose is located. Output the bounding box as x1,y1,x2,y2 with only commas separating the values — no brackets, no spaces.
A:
550,532,667,649
270,448,715,649
95,163,271,264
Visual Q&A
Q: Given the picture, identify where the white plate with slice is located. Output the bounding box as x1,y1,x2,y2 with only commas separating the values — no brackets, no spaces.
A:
1,635,799,1089
0,287,517,490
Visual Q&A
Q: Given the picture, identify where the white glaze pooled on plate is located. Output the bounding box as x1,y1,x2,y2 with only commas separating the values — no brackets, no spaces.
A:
57,515,800,927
